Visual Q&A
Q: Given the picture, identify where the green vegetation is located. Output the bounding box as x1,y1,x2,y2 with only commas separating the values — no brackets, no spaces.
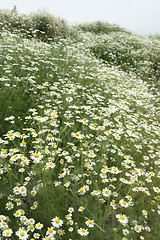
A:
73,21,131,35
81,32,160,84
0,9,68,41
0,9,160,240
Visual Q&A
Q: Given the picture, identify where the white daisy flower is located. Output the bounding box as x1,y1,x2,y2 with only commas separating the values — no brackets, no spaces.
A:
16,228,29,240
116,214,129,225
2,229,13,237
85,219,95,227
35,222,43,230
78,228,89,236
51,217,63,228
102,188,111,197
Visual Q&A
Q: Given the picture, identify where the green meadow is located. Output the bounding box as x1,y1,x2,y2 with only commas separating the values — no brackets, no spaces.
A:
0,10,160,240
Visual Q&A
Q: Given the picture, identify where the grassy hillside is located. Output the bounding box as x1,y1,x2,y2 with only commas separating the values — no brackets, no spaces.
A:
0,10,160,240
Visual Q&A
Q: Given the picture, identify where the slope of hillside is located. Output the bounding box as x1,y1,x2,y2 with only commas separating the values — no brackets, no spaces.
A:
0,10,160,240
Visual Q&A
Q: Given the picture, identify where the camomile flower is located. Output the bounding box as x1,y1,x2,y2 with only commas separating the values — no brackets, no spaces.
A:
5,131,16,140
21,159,30,166
83,185,89,191
65,214,72,220
68,219,74,225
145,226,151,232
0,215,7,221
33,232,40,239
66,97,73,102
45,161,56,170
35,222,43,230
6,201,14,210
153,187,160,193
68,227,74,232
51,217,63,228
20,141,26,147
46,227,56,236
71,132,84,139
116,214,129,225
19,168,25,173
27,224,35,232
122,228,129,235
14,210,22,217
16,228,29,240
28,218,35,225
2,228,13,237
78,187,86,195
46,134,54,141
102,188,111,197
119,199,129,208
30,152,43,162
85,219,95,227
19,186,27,196
0,221,8,229
78,228,89,236
57,229,65,235
78,206,85,212
20,216,28,225
134,225,142,233
68,207,74,213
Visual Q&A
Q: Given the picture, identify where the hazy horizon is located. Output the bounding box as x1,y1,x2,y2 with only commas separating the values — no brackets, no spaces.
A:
0,0,160,36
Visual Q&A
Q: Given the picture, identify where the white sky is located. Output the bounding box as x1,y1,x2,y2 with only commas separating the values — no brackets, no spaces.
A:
0,0,160,35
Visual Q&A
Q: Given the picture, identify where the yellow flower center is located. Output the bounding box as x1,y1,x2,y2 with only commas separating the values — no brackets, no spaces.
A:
122,201,127,205
81,228,85,233
55,218,59,223
105,190,109,194
48,228,53,233
20,232,25,236
48,134,53,138
88,220,93,224
8,133,13,137
120,216,125,220
6,231,10,235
